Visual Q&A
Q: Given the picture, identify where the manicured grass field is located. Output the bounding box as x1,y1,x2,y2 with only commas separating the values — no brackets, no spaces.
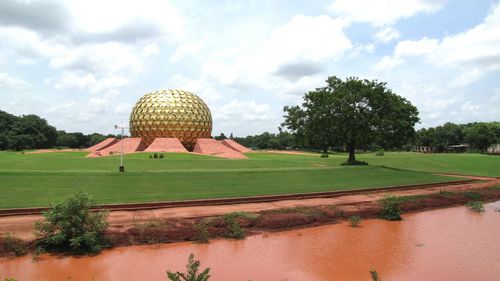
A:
0,151,497,208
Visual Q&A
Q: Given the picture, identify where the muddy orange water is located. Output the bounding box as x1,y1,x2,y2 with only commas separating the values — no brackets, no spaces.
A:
2,202,500,281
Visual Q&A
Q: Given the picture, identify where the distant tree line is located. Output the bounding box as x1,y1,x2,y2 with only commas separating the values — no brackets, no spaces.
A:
0,110,114,150
213,131,295,150
415,122,500,152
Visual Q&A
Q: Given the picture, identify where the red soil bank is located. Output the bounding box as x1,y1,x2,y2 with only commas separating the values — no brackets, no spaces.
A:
85,138,118,152
144,138,188,153
87,138,147,157
220,139,252,153
193,138,247,159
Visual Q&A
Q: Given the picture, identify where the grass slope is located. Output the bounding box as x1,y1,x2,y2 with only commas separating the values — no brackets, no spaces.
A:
2,150,498,208
356,152,500,177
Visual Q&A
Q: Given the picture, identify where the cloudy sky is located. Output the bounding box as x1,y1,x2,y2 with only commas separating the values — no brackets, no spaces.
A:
1,0,499,136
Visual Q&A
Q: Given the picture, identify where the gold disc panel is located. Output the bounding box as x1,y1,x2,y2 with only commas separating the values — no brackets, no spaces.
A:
129,89,212,151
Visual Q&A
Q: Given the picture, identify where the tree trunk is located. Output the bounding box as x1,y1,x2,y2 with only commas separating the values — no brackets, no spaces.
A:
348,141,356,162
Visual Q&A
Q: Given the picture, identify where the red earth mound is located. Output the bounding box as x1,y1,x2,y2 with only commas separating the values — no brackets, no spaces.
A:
144,138,187,153
193,138,247,159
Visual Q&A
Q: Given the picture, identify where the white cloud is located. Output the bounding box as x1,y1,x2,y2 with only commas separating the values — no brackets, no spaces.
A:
170,42,204,63
394,38,439,57
327,0,447,26
114,103,132,114
373,4,500,85
201,15,352,91
374,27,401,43
66,0,184,38
373,56,404,71
169,75,222,103
54,72,129,93
212,100,277,135
0,72,29,90
215,100,273,122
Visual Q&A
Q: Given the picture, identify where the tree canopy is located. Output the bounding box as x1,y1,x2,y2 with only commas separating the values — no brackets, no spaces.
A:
0,110,113,151
416,122,500,152
282,76,420,163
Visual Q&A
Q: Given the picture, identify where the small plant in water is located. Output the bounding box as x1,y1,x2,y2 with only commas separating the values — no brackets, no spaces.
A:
379,195,403,221
2,233,27,256
466,201,484,212
349,215,362,227
370,269,382,281
166,253,211,281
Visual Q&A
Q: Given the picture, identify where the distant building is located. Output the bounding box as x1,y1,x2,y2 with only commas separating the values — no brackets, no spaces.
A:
415,146,433,153
446,144,469,153
487,144,500,155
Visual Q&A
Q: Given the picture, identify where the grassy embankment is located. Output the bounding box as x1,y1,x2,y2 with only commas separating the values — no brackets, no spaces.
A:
0,151,498,209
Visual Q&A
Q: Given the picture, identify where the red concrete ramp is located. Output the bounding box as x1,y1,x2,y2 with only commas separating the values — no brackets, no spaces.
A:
86,138,147,157
193,138,247,159
220,139,252,153
85,138,118,152
144,138,188,153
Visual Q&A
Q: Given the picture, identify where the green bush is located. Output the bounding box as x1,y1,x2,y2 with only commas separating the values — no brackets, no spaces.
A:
2,233,27,256
379,195,403,221
153,153,159,159
194,219,210,243
222,212,251,240
466,201,484,212
374,150,384,156
167,253,211,281
341,160,368,166
35,192,109,254
464,191,482,201
149,154,153,158
159,153,165,159
320,153,329,158
349,215,362,227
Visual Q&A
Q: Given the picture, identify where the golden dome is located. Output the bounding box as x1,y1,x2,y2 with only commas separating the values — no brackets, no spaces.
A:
129,89,212,150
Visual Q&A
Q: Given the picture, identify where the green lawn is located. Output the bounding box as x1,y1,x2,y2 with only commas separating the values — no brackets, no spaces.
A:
356,152,500,177
0,151,498,208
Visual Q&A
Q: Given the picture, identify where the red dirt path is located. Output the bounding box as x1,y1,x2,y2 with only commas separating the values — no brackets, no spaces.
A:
1,177,498,240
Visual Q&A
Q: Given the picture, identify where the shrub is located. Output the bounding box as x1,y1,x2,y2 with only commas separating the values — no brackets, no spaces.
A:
466,201,484,212
349,215,362,227
167,253,211,281
35,192,109,254
2,234,27,256
438,189,454,197
194,219,210,243
464,191,482,201
149,154,153,158
159,153,165,159
222,212,250,239
341,160,368,166
320,153,329,158
379,195,403,221
153,153,159,158
374,150,384,156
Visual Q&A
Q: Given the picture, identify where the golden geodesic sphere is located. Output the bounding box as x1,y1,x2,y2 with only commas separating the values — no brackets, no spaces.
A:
129,89,212,150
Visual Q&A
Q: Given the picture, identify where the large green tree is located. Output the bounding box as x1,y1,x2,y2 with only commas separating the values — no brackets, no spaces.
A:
283,76,419,163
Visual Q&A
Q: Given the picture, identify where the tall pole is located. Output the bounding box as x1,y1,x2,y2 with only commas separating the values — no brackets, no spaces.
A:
120,120,124,169
115,122,127,173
